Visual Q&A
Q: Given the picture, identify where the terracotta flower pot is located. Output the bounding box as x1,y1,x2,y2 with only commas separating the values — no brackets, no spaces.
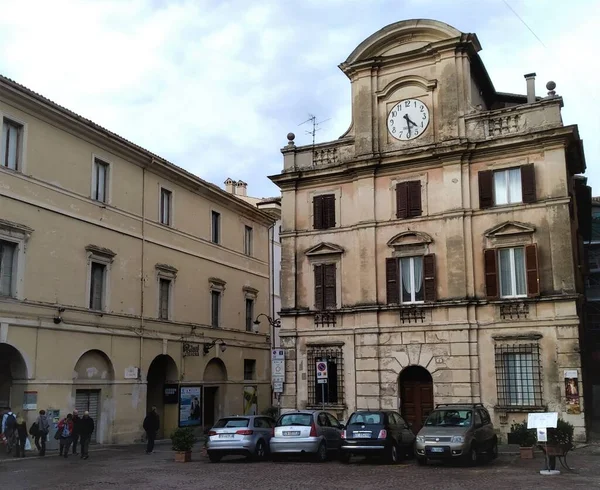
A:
174,450,192,463
520,446,534,459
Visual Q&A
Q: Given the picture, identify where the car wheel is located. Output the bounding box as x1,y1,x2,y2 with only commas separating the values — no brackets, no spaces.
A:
387,444,399,465
208,453,222,463
406,441,415,459
464,445,478,467
339,452,351,464
417,457,427,466
490,439,498,460
253,440,267,461
316,442,328,463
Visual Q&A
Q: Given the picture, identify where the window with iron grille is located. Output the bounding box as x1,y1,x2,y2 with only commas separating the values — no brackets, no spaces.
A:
494,343,543,408
307,346,344,406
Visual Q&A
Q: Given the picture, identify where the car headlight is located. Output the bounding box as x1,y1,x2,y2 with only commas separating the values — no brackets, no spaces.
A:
451,435,465,443
416,435,425,443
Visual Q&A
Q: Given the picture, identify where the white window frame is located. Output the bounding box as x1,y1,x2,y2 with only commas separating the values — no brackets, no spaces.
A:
85,246,115,312
156,264,177,321
244,225,253,256
159,186,173,226
0,220,32,300
1,115,26,172
493,167,522,206
398,256,424,305
209,278,226,328
498,247,527,299
90,155,111,204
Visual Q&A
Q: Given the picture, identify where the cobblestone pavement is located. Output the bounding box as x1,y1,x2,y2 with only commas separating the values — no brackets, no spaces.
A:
1,443,599,490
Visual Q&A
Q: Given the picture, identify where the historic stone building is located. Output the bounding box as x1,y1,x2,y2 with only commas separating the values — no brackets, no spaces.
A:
0,74,275,444
270,19,590,440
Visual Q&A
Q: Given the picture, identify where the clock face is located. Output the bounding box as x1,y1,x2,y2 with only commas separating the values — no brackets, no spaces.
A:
387,99,430,141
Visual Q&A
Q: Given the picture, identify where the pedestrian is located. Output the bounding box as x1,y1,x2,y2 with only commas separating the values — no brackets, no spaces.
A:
71,409,81,455
79,411,94,460
142,406,160,454
58,413,74,458
34,410,50,456
1,407,17,455
14,413,28,458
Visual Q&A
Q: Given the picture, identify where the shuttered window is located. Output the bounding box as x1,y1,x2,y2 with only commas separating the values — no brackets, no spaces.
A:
89,262,106,310
159,278,171,320
479,164,536,209
0,240,16,297
314,263,337,310
484,245,539,299
396,181,422,219
75,390,100,443
1,118,22,171
386,254,436,304
211,290,221,328
313,195,336,229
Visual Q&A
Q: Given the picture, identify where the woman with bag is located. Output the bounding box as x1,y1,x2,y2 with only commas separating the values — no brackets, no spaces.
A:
14,413,28,458
58,414,74,458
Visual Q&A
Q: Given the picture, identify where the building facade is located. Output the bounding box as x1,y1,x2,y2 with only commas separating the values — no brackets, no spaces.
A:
270,20,590,441
0,75,274,444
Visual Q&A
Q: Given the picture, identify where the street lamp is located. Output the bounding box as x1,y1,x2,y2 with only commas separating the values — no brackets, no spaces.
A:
253,313,281,329
203,339,227,355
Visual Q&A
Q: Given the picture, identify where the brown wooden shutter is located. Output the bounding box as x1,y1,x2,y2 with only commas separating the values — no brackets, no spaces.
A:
314,264,324,310
323,264,337,309
525,243,540,297
407,181,422,217
313,196,324,229
478,170,494,209
521,164,536,203
386,257,399,304
396,182,408,219
423,254,436,302
484,249,499,299
324,195,336,228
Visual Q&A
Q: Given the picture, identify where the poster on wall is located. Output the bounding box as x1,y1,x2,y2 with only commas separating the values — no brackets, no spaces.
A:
243,386,258,415
564,370,581,414
179,386,202,427
164,384,179,405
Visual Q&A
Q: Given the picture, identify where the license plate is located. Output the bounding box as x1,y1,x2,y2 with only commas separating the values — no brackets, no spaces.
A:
283,431,300,436
430,447,444,453
219,434,234,439
353,432,371,438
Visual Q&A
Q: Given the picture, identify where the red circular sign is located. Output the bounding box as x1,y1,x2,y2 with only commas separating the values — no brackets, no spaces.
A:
317,362,327,371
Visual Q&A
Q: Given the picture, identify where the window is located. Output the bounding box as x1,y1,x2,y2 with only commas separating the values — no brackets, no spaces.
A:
1,118,23,171
244,226,253,255
313,194,335,229
211,211,221,244
245,298,254,332
479,164,535,208
386,254,436,304
159,278,171,320
244,359,256,380
484,245,539,299
495,343,543,407
396,181,422,219
92,158,109,203
89,262,106,310
0,240,17,297
211,290,221,328
314,263,336,310
160,188,172,225
307,346,344,406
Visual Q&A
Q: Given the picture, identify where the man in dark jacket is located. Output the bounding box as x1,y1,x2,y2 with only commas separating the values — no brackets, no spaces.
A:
143,407,160,454
71,410,81,455
79,411,94,460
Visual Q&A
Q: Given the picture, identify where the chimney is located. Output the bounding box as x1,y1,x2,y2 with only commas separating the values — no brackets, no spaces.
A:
236,180,247,197
224,178,235,194
524,73,536,103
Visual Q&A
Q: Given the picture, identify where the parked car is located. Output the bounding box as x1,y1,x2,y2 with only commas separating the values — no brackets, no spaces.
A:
414,403,498,466
339,410,415,464
269,410,343,462
206,415,276,462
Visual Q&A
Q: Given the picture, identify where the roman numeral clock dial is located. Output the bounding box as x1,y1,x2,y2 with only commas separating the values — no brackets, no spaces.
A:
387,99,430,141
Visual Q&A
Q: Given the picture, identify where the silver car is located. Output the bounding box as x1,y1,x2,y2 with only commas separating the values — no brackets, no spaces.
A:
269,410,343,462
206,415,276,462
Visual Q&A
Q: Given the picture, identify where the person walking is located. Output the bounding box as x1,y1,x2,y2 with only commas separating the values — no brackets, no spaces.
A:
79,411,94,460
58,414,74,458
1,408,16,455
71,410,81,455
143,407,160,454
14,413,28,458
34,410,50,456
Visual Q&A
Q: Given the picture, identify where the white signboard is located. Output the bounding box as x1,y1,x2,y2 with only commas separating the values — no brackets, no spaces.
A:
316,361,328,384
272,349,285,360
564,369,578,379
527,412,558,429
273,381,284,393
272,350,285,384
124,367,139,379
537,428,548,442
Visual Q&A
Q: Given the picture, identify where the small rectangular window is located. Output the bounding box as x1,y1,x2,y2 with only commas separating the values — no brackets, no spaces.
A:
1,118,23,171
89,262,106,310
314,263,337,310
211,290,221,328
212,211,221,244
493,168,522,205
244,359,256,380
313,194,336,229
0,240,17,297
245,298,254,332
92,158,109,203
498,247,527,298
399,256,424,304
160,188,172,225
244,226,253,256
159,278,171,320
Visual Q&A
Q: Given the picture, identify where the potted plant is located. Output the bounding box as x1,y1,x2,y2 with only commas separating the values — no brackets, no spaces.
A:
171,427,196,463
509,421,536,459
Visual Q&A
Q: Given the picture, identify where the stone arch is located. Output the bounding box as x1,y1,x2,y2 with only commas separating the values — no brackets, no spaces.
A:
0,343,28,410
146,354,179,439
73,349,114,382
203,358,228,429
398,365,434,433
203,358,228,382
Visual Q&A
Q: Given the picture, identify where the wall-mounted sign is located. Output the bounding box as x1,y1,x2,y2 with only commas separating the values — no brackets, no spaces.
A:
527,412,558,429
564,369,581,414
183,343,200,357
23,391,37,411
179,386,202,427
272,349,285,385
124,367,139,379
164,384,179,404
273,382,283,393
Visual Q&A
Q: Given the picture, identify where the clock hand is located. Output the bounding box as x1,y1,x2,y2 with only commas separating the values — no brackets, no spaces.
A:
407,116,418,128
403,114,411,137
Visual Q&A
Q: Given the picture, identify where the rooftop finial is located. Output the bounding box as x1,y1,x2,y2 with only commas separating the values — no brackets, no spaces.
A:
546,81,556,97
286,132,295,147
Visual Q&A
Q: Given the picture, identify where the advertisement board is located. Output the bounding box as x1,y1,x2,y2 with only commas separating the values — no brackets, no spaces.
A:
179,386,202,427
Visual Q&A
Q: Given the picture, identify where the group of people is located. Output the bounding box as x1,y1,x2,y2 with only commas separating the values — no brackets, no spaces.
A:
1,407,94,459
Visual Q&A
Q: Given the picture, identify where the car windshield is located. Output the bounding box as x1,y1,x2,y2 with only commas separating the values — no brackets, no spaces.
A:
348,412,382,425
214,418,249,428
425,410,473,427
278,413,312,426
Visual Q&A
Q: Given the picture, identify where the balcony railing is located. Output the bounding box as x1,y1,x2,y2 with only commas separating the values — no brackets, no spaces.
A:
314,312,337,328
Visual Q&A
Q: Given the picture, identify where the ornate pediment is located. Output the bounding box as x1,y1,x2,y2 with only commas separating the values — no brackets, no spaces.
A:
387,231,433,248
484,221,535,238
304,242,345,257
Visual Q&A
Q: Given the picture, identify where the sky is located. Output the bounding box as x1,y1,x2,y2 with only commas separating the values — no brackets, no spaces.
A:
0,0,598,198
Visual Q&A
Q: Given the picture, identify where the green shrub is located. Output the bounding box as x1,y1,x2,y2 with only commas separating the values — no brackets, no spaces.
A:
261,406,279,420
170,427,196,452
509,421,536,447
544,418,574,449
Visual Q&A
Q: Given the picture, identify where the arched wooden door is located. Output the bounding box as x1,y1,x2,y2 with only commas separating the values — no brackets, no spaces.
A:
399,366,433,433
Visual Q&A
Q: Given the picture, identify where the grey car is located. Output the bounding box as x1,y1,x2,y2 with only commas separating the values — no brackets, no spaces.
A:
414,403,498,466
269,410,343,462
206,415,276,462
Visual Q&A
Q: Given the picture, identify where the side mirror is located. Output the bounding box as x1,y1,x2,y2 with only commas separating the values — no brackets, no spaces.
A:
339,423,345,430
407,422,413,428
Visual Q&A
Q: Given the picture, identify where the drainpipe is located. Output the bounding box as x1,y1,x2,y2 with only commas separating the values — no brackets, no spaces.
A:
139,165,147,383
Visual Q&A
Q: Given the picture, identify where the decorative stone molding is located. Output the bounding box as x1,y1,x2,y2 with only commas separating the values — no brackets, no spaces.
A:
0,219,34,238
377,75,437,100
85,244,115,265
209,277,226,293
387,231,433,248
484,221,535,248
156,263,177,280
305,242,345,257
243,286,258,300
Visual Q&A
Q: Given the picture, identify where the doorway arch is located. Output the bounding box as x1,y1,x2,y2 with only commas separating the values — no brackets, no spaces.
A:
0,343,28,410
399,365,434,433
147,355,178,439
203,358,228,430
